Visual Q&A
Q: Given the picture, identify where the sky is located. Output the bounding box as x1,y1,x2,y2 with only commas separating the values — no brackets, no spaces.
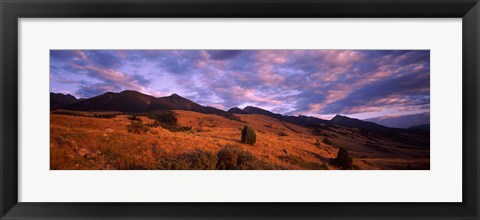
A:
50,50,430,120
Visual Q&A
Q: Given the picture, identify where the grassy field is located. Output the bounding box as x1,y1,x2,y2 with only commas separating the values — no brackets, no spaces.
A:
50,110,429,170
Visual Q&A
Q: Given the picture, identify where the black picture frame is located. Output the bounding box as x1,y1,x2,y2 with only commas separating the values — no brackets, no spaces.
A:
1,0,479,219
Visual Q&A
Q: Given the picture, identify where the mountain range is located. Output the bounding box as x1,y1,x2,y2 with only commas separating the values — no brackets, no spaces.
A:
228,106,329,126
365,112,430,129
50,93,80,109
51,90,428,131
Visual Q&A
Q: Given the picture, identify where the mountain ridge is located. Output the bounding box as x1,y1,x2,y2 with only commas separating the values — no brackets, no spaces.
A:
51,90,423,131
228,106,329,126
365,112,430,129
54,91,240,121
50,92,80,109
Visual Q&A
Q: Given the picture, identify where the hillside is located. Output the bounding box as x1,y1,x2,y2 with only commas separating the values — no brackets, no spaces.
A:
50,93,79,109
50,109,429,170
365,112,430,128
228,106,329,126
409,124,430,131
59,90,238,120
54,90,412,130
50,90,430,170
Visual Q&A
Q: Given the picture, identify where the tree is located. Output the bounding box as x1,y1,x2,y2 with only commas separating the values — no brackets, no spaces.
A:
241,125,256,145
333,147,353,169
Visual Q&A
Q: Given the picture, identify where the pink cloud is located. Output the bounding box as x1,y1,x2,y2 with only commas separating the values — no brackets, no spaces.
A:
313,50,364,66
73,50,88,60
256,50,288,64
68,63,146,92
256,65,285,86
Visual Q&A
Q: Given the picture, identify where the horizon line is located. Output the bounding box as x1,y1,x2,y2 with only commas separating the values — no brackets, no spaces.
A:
50,89,430,121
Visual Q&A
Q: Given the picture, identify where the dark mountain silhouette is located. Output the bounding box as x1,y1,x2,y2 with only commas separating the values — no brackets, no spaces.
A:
54,90,428,140
50,92,80,109
157,93,238,119
331,114,389,131
58,90,239,120
409,124,430,131
365,112,430,128
227,107,245,114
228,106,328,126
61,90,165,112
325,115,429,147
158,93,204,112
283,115,329,126
242,106,283,119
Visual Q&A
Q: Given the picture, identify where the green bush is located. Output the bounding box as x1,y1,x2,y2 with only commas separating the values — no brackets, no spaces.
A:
156,146,275,170
216,146,242,169
241,125,256,145
151,110,177,125
333,147,353,169
157,150,217,170
145,110,191,132
189,150,217,169
216,145,272,170
127,121,150,134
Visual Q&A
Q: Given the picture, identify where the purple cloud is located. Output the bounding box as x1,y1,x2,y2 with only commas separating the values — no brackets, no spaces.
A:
50,50,430,120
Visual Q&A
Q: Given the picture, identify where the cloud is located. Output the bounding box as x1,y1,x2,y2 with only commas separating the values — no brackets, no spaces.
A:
77,83,119,98
207,50,244,60
50,50,153,97
50,50,430,124
68,63,149,92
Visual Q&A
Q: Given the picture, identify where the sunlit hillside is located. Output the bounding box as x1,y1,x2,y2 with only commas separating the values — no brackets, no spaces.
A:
50,109,429,170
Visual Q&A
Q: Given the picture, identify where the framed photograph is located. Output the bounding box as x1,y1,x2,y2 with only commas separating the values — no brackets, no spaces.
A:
1,0,479,219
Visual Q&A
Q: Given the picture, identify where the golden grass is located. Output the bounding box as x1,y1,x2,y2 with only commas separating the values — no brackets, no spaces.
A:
50,110,429,170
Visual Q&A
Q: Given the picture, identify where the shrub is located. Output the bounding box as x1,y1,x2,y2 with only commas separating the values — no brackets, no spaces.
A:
241,125,256,145
127,121,150,134
222,112,244,122
278,131,288,137
146,110,192,132
216,145,272,170
155,146,275,170
92,113,117,118
322,137,332,145
151,110,177,126
216,146,242,169
157,150,217,170
116,157,149,170
128,115,142,121
188,150,217,169
333,147,353,169
314,139,321,146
